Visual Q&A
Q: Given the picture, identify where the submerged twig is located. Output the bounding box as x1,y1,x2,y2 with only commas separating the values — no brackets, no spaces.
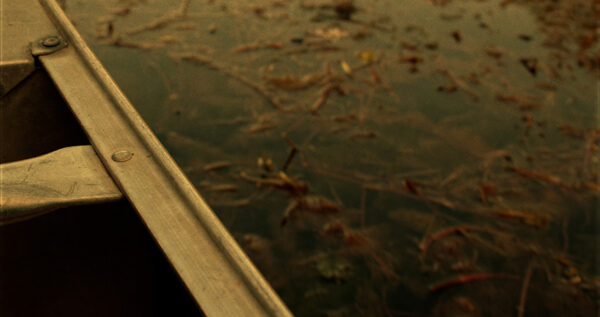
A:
281,133,298,171
203,184,238,192
517,261,534,317
282,147,297,171
104,37,165,50
439,68,479,101
202,161,232,171
419,225,491,260
310,83,338,114
125,0,191,35
492,209,551,228
209,198,251,207
368,68,397,97
507,166,566,188
266,72,326,91
429,273,519,292
174,52,289,112
240,171,308,196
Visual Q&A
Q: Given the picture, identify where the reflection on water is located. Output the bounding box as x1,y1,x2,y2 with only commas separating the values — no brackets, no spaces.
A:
67,0,598,315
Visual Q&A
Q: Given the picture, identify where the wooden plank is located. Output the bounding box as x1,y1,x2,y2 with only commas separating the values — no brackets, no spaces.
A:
36,0,292,315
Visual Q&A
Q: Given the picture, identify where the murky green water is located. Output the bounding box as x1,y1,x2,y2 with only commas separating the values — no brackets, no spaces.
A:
67,0,598,315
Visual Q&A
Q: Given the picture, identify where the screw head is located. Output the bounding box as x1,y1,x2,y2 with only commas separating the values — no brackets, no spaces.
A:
41,36,60,48
111,150,133,162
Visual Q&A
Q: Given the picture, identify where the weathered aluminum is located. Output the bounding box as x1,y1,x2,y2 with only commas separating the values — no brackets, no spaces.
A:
0,0,55,95
0,0,292,315
0,145,123,225
0,59,35,96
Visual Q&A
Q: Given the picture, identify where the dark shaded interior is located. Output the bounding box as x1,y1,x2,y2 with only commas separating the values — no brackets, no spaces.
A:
0,68,89,163
0,200,203,317
0,67,203,316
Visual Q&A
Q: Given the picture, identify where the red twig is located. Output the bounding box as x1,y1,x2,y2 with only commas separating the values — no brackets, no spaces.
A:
310,83,337,114
404,179,420,195
419,225,488,260
429,273,519,292
507,166,569,188
517,263,534,317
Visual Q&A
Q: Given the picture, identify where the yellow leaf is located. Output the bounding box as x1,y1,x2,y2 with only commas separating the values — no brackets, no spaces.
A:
340,60,352,75
359,50,374,64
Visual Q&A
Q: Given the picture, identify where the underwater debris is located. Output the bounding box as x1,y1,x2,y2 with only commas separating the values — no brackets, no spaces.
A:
266,72,325,90
451,30,462,43
175,52,288,112
316,255,352,283
429,273,519,292
557,124,587,140
310,83,339,114
340,60,352,76
203,183,238,192
419,226,491,260
105,37,165,50
398,55,424,64
240,171,308,196
518,34,533,41
493,209,551,228
281,195,339,226
333,0,356,20
506,166,564,188
125,0,191,36
248,119,275,133
233,41,284,53
484,46,504,59
496,93,543,111
281,134,298,171
69,0,600,314
306,27,350,42
109,5,132,16
517,262,534,317
478,182,497,203
202,161,232,171
439,69,479,100
519,57,538,76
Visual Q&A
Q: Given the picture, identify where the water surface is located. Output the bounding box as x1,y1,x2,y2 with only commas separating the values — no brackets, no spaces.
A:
67,0,598,315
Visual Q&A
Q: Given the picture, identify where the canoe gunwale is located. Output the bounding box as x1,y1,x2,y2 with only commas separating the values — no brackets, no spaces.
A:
1,0,292,315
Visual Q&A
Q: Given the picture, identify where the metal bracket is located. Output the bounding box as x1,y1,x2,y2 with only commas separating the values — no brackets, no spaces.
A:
31,35,68,56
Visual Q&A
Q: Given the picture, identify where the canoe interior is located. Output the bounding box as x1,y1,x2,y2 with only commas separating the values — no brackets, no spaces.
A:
0,68,87,164
0,201,203,316
0,68,203,316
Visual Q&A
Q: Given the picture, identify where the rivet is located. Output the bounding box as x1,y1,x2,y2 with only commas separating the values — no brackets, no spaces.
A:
41,36,61,48
111,150,133,162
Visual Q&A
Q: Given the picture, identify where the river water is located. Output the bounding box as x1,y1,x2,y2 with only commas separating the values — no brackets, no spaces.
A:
66,0,598,315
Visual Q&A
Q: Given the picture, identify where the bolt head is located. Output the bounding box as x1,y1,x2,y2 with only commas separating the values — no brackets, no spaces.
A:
42,36,60,48
111,150,133,162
